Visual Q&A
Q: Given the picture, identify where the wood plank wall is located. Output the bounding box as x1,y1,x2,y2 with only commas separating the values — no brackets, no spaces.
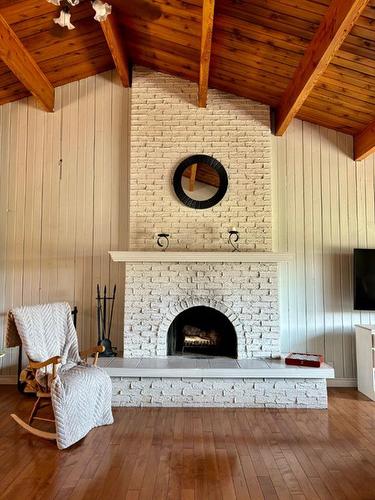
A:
0,71,130,377
273,120,375,382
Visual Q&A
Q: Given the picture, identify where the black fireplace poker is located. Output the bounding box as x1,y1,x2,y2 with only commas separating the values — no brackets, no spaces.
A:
96,284,117,357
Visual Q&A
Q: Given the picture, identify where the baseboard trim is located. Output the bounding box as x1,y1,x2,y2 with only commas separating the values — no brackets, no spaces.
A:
0,375,17,385
328,378,357,388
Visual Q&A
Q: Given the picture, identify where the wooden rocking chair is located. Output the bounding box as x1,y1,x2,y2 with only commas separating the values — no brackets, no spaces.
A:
10,346,104,441
6,305,106,443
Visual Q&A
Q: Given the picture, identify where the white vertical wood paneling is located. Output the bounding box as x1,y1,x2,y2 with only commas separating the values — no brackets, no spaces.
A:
0,71,130,375
273,120,375,379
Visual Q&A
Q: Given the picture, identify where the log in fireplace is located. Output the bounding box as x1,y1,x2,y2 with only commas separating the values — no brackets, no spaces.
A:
167,306,237,358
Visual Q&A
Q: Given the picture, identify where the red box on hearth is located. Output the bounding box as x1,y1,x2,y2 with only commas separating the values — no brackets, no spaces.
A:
285,352,324,368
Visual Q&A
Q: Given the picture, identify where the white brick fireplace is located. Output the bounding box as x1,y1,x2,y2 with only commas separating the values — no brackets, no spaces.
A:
105,68,334,408
122,67,280,361
123,261,279,359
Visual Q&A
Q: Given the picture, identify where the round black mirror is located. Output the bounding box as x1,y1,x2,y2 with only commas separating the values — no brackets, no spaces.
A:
173,155,228,209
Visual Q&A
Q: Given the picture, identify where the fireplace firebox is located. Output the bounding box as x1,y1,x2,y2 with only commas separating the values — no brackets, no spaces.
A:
167,306,237,358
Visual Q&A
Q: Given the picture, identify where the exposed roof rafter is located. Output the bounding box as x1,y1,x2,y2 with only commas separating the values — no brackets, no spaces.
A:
274,0,370,137
100,12,131,87
198,0,215,108
0,13,54,111
354,121,375,161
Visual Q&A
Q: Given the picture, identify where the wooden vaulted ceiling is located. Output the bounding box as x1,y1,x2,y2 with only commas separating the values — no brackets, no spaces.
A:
0,0,374,159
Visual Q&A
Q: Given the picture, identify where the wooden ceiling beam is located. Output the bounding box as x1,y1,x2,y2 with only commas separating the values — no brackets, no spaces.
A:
274,0,369,136
0,14,54,111
100,13,131,87
354,120,375,161
198,0,215,107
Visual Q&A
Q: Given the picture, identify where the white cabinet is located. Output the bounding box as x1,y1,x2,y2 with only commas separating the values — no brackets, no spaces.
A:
355,325,375,401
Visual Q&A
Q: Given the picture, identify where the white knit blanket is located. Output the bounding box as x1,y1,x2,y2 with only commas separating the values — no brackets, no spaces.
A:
11,302,113,449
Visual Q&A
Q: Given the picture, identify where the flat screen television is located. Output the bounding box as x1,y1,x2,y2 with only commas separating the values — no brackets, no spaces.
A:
354,249,375,310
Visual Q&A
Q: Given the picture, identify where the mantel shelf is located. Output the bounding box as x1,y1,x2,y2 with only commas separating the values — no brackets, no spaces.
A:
109,251,293,263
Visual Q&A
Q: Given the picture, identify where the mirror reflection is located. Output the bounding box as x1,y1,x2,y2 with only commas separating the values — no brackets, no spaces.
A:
173,154,228,209
181,163,220,201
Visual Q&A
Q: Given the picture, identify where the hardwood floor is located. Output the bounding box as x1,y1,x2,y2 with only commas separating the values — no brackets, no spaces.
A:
0,386,375,500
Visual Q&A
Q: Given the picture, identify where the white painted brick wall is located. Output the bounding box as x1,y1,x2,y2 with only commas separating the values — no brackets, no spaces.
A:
111,377,328,408
124,262,279,358
130,67,272,251
124,67,279,363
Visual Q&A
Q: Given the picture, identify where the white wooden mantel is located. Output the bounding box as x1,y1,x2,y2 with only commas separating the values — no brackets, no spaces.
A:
109,251,292,263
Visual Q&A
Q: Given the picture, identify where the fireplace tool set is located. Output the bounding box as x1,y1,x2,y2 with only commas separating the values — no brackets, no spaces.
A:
96,284,117,357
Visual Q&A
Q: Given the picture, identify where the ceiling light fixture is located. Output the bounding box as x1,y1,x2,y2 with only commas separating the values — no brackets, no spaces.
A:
53,6,75,29
48,0,112,30
92,0,112,22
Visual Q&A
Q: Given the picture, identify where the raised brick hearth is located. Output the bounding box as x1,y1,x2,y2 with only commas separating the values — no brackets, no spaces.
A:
111,377,328,408
99,356,333,409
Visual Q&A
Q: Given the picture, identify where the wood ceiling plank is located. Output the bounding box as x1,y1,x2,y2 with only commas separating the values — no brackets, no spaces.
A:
210,55,288,99
16,16,101,48
0,13,54,111
152,0,202,9
361,1,375,20
130,53,198,83
101,13,131,87
124,6,201,37
51,58,114,89
298,101,366,133
126,29,199,61
0,0,56,24
248,0,375,35
275,0,370,136
40,42,111,81
217,0,318,40
25,32,108,66
233,0,375,43
324,65,375,101
127,19,294,85
0,39,106,85
198,0,215,107
341,39,375,59
210,57,287,98
249,0,324,25
214,30,298,70
214,14,305,56
331,54,375,79
121,16,200,50
1,0,91,26
150,0,202,20
303,94,372,127
336,50,375,72
10,10,94,40
219,0,375,60
127,40,199,76
314,83,375,111
317,78,375,104
296,107,360,135
354,120,375,160
208,75,285,107
0,85,29,105
0,58,24,83
216,11,375,74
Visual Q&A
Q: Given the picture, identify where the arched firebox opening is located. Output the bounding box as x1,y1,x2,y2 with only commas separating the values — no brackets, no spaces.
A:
167,306,237,358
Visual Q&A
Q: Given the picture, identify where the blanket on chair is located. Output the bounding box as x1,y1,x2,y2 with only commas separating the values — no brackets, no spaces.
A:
9,302,113,449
